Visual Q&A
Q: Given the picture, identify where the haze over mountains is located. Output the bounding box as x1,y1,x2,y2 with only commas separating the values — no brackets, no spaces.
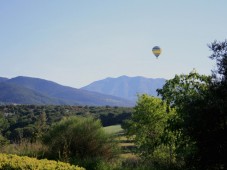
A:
0,76,166,106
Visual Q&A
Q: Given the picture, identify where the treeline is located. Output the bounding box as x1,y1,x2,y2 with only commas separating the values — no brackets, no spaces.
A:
0,105,132,143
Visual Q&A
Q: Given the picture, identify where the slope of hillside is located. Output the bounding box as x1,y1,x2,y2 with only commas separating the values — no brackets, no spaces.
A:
1,76,133,106
0,77,8,83
81,75,166,101
0,82,64,105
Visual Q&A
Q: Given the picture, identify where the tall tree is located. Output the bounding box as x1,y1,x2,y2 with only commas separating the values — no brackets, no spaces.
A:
123,95,176,164
157,70,211,168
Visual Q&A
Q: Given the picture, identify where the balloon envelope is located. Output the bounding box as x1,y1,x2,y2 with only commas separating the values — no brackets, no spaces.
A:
152,46,161,58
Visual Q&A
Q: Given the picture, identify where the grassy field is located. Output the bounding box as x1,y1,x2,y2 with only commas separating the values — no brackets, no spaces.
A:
104,125,137,160
103,125,124,134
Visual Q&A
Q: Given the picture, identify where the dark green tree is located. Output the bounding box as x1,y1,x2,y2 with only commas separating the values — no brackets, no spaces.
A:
157,40,227,169
205,40,227,169
157,70,213,168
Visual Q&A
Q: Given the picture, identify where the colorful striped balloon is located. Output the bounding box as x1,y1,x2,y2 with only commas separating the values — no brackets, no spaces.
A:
152,46,161,59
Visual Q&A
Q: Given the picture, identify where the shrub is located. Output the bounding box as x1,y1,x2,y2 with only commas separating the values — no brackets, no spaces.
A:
43,116,119,169
0,153,84,170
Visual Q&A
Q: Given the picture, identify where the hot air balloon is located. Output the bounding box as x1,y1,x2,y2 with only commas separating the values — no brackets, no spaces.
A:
152,46,161,59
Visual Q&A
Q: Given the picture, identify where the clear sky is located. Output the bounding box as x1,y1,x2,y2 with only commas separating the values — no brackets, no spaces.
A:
1,1,227,88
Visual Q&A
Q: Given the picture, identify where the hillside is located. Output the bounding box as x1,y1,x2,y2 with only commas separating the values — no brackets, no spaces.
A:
81,75,166,101
0,77,8,83
0,82,63,105
0,76,134,106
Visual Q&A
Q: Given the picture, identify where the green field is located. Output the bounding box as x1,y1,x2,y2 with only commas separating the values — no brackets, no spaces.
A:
104,125,137,160
103,124,124,134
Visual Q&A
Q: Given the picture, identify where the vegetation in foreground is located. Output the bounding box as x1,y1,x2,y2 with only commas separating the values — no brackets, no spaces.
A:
0,153,84,170
43,116,120,170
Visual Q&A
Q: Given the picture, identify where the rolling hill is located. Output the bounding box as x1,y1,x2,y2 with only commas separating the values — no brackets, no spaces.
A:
0,82,63,105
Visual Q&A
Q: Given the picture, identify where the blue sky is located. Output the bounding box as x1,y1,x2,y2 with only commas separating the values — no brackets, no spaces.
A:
1,1,227,88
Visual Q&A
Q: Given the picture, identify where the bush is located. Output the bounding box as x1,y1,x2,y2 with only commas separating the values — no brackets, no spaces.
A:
0,153,84,170
43,116,119,169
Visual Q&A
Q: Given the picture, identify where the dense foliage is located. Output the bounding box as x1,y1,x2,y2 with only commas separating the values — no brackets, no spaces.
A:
158,40,227,169
123,95,177,168
0,105,132,143
157,70,212,168
0,105,129,169
43,116,119,169
0,153,84,170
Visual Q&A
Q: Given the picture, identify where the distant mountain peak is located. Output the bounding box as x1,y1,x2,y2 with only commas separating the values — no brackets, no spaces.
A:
81,75,166,102
119,75,129,78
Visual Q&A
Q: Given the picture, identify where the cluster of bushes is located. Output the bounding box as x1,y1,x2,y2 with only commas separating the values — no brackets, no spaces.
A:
0,153,84,170
1,116,120,170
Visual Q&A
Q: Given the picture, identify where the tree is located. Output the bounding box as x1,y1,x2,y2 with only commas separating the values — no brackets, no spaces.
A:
157,71,212,168
34,112,47,141
43,116,118,169
123,94,176,165
209,40,227,81
206,40,227,169
157,40,227,169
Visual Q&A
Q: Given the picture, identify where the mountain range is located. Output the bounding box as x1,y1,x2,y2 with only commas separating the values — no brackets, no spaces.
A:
0,76,166,106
